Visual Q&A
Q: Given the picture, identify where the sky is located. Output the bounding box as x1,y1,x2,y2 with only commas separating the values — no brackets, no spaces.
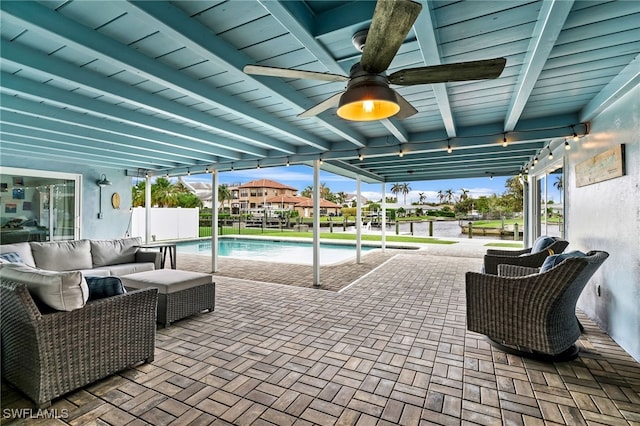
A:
180,164,562,204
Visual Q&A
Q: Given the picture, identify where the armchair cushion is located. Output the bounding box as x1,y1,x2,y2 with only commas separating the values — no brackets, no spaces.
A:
540,250,586,272
85,276,126,301
531,235,556,253
0,263,88,311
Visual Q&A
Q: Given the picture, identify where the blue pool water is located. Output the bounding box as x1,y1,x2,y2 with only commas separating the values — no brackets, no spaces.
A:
176,238,375,265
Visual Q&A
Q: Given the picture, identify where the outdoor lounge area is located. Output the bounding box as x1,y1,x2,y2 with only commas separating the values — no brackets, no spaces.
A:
1,0,639,424
2,243,639,425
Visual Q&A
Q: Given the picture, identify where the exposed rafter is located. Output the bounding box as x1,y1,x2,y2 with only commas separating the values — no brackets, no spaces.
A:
503,0,574,132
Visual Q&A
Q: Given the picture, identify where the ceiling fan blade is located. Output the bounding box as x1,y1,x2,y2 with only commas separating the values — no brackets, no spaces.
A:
388,58,507,85
244,65,348,82
298,92,343,118
393,91,418,119
361,0,422,74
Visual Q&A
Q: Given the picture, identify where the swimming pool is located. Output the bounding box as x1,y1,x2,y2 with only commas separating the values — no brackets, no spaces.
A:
176,238,376,265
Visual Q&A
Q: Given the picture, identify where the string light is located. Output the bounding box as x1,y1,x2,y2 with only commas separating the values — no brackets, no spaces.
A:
571,125,579,142
205,167,210,174
564,139,571,150
398,148,404,158
286,157,290,167
256,161,260,169
447,140,452,154
358,150,364,161
187,168,191,176
548,147,553,160
231,163,234,172
533,155,539,165
319,156,323,165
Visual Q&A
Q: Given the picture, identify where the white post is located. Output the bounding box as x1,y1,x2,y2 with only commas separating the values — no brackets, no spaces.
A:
313,160,320,286
211,168,219,273
356,175,362,264
381,182,386,252
144,174,151,244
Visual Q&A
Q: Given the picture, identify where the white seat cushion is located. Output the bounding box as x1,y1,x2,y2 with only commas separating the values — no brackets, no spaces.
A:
121,270,212,294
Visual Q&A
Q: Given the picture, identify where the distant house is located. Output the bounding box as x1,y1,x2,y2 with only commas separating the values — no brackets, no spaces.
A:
183,177,341,217
344,193,368,206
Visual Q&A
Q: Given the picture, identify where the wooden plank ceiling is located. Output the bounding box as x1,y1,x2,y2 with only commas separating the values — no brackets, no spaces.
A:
1,0,638,183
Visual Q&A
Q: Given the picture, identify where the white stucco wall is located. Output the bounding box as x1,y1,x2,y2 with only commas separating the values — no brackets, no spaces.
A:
566,85,639,361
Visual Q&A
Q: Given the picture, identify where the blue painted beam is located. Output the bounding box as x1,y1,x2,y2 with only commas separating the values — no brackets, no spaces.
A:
503,0,574,132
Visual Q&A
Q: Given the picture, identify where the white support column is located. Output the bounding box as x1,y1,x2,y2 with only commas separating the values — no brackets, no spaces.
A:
381,182,386,252
313,160,320,286
211,168,219,273
522,177,530,247
356,175,362,264
144,174,151,244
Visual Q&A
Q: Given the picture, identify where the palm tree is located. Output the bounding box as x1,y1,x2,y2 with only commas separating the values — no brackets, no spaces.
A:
400,182,411,204
336,191,348,206
390,183,402,203
445,189,454,204
151,177,178,207
460,188,470,201
218,184,232,212
132,180,146,207
418,192,426,204
437,190,445,204
553,175,564,205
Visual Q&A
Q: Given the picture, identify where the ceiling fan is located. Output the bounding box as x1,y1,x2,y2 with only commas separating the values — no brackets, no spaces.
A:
244,0,506,121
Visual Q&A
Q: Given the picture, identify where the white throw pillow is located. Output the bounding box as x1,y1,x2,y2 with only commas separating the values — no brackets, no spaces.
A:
0,242,36,267
0,264,89,311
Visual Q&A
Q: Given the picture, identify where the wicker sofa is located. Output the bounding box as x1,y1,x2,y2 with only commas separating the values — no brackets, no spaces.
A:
0,237,160,275
0,275,158,408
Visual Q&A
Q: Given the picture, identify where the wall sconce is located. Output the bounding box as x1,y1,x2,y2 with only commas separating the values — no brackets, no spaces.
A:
96,174,112,219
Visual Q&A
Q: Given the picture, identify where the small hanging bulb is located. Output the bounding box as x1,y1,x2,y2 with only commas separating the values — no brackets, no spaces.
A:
490,174,493,180
447,140,452,154
187,168,191,176
319,156,323,165
286,158,290,167
548,148,553,160
231,163,234,172
358,150,364,161
165,172,169,178
572,126,579,142
533,155,539,165
256,161,260,169
564,139,571,150
205,167,210,174
145,170,150,178
398,149,404,158
502,134,508,148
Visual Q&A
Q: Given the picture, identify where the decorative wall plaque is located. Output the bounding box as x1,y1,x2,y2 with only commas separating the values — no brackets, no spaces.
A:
575,144,625,188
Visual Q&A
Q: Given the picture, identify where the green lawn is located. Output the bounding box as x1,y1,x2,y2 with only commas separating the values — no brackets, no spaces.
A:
484,242,524,248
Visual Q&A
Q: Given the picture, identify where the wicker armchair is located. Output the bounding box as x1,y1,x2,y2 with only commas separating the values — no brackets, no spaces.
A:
466,250,609,360
1,279,158,408
483,237,569,275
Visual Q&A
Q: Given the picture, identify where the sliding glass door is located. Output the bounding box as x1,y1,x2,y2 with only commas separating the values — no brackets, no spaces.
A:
1,167,80,243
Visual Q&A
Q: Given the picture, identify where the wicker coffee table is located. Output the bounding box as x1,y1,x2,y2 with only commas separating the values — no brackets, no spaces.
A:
121,269,215,327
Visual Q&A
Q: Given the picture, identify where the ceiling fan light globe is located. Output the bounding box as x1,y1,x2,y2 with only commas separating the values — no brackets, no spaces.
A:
337,83,399,121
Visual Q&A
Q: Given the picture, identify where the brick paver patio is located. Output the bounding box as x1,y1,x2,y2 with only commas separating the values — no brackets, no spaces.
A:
2,241,639,425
